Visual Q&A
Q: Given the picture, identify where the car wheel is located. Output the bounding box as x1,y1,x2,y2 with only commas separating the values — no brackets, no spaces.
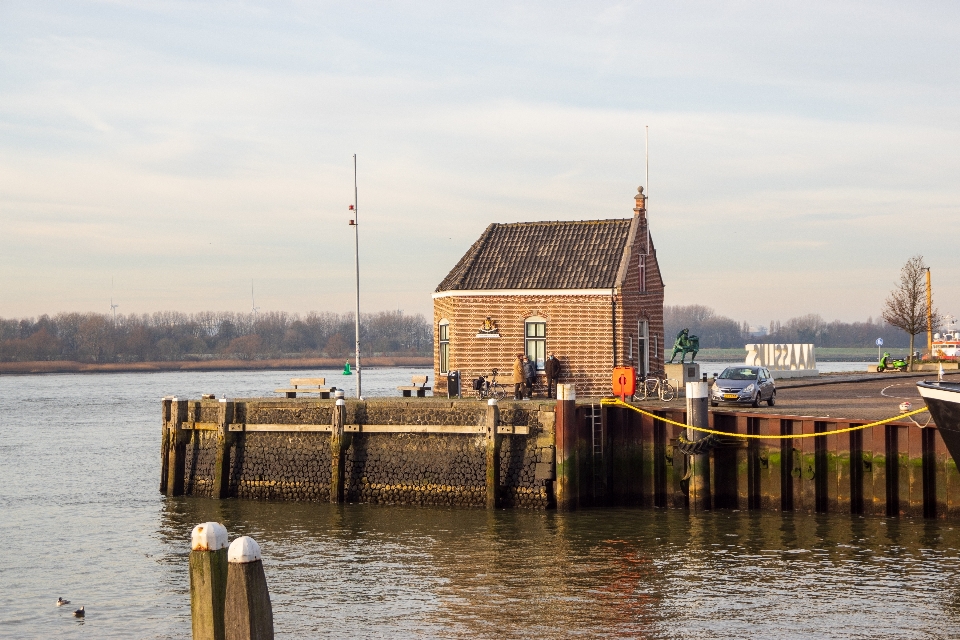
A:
767,391,776,407
752,393,761,408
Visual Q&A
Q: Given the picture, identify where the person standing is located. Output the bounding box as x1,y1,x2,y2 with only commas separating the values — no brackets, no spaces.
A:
544,352,561,398
523,355,536,399
512,354,525,400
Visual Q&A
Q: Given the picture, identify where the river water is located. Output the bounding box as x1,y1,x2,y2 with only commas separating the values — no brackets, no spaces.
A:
3,368,960,638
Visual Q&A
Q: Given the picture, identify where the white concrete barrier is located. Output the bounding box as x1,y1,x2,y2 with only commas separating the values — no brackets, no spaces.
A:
744,344,818,378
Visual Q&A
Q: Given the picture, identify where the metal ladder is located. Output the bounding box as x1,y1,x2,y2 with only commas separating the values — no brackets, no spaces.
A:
589,403,604,496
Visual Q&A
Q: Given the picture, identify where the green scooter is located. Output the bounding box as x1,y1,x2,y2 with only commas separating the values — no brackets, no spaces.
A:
877,352,907,372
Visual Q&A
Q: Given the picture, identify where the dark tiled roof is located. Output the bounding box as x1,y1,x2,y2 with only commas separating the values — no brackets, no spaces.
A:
436,219,633,291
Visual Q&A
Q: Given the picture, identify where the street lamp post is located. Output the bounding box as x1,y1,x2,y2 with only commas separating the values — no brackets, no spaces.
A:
349,155,362,398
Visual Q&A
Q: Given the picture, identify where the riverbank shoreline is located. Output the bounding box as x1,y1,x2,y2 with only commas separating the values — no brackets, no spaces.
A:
0,356,432,375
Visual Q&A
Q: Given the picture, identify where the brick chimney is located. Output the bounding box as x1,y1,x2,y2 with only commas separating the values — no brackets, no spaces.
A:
633,186,646,217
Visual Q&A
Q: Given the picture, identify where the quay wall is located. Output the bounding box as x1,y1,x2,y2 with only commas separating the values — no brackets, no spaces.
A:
162,398,553,509
162,397,960,519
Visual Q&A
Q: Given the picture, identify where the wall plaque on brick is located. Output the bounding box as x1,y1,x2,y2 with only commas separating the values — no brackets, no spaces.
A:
476,316,501,338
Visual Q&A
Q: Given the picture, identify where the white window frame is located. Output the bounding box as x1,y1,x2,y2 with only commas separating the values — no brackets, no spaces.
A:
638,319,649,377
438,319,450,374
525,317,546,371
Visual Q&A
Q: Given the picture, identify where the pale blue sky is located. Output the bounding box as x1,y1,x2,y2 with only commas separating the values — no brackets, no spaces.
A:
1,2,958,325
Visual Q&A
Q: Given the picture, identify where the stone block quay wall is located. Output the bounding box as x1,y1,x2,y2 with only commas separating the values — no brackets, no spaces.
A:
161,398,555,509
161,396,960,519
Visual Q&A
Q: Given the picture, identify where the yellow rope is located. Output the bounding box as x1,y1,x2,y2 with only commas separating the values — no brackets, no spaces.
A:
599,398,929,439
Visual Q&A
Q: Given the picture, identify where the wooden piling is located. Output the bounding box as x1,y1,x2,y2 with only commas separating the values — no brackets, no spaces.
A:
668,409,688,509
709,413,741,509
485,399,501,509
923,427,938,518
798,419,816,513
834,423,850,514
906,424,924,517
554,385,575,511
780,419,794,512
814,421,828,513
639,408,656,507
746,416,761,510
214,400,235,500
167,399,187,497
686,382,710,512
652,410,667,508
874,424,900,516
160,397,173,494
330,397,346,504
225,537,274,640
733,415,750,510
863,424,884,516
190,522,229,640
757,417,781,511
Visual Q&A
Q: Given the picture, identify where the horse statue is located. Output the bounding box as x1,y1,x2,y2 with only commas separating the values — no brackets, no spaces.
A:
668,328,700,363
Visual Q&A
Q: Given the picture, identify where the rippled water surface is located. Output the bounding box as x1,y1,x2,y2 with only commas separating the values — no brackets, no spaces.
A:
3,368,960,638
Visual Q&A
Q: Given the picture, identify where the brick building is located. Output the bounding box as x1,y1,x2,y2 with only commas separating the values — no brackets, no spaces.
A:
433,187,665,397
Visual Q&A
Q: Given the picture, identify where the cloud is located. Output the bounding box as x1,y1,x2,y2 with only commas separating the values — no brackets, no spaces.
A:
0,1,958,322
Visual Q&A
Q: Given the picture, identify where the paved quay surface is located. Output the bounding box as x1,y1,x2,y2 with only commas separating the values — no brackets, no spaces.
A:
626,371,960,424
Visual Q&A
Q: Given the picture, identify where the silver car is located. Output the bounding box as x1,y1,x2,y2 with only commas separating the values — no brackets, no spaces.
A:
710,366,776,407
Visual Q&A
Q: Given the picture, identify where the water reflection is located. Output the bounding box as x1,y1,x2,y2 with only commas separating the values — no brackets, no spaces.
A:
5,369,960,638
155,501,960,638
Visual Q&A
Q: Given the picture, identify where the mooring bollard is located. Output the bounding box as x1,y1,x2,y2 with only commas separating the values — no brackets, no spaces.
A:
225,536,274,640
190,522,229,640
686,381,711,511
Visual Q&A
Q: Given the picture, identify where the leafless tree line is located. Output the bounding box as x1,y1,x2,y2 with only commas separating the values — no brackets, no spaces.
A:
0,310,432,363
666,305,914,349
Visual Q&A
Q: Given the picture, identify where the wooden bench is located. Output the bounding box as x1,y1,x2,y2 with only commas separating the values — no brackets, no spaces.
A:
397,375,431,397
275,378,335,399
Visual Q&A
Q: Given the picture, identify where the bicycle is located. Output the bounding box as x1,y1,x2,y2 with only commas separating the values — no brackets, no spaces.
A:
473,368,507,400
638,374,677,402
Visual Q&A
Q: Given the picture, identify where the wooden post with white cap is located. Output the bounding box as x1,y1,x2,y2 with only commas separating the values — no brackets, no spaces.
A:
686,380,711,511
190,521,229,640
225,536,274,640
554,384,576,511
330,391,347,503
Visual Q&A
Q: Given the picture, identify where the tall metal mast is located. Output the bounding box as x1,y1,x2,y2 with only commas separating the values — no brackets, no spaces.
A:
352,154,362,398
645,125,650,253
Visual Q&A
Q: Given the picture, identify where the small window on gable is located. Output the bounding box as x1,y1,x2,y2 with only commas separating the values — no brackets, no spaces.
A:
525,317,546,371
438,320,450,374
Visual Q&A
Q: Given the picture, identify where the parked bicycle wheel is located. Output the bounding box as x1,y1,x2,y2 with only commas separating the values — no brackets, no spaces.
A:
658,380,676,402
492,383,507,400
644,378,660,400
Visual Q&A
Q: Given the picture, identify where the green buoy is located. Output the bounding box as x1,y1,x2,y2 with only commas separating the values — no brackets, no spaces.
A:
343,361,351,375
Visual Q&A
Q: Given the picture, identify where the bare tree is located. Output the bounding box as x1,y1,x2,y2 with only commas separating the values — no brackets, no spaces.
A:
882,255,941,368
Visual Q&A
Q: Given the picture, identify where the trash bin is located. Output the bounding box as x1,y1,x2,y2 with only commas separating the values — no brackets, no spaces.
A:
447,370,461,398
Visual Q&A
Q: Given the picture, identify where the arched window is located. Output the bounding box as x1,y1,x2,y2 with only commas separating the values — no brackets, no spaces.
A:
525,316,546,371
438,320,450,374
